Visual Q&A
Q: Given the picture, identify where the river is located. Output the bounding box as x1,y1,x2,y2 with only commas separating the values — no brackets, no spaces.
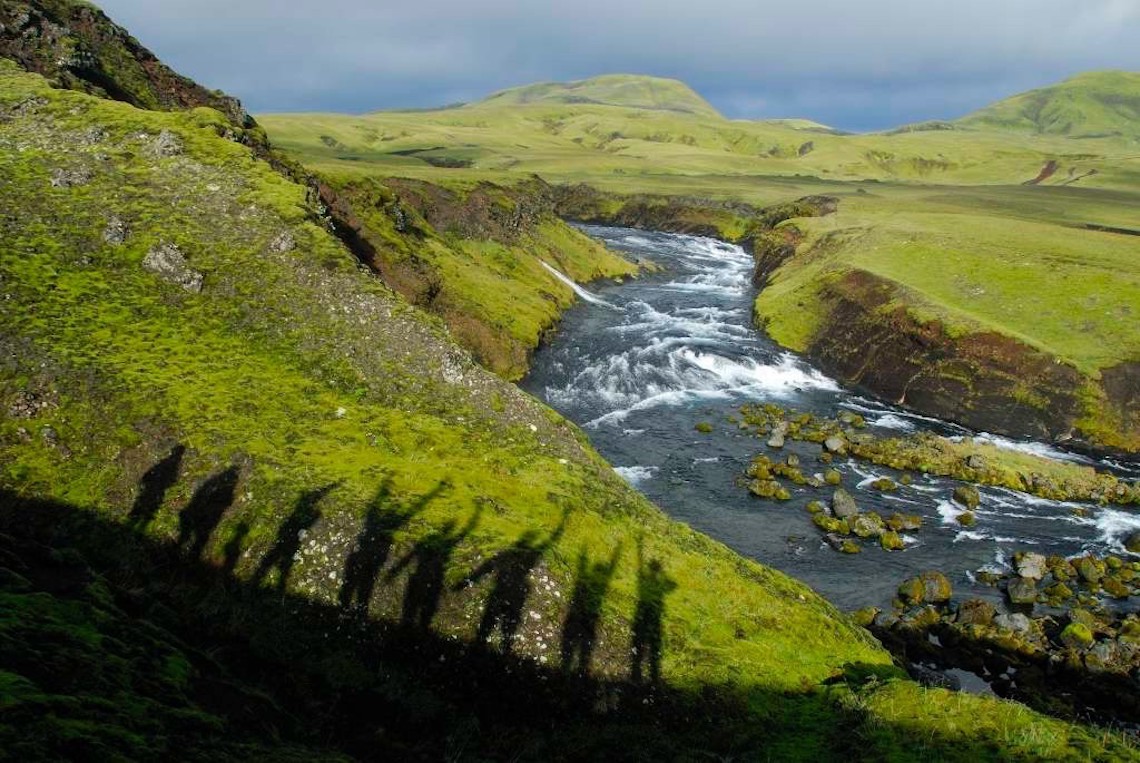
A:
522,225,1140,612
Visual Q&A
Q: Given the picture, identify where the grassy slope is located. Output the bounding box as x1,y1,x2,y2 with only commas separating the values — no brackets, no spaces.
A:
957,71,1140,139
7,59,1130,760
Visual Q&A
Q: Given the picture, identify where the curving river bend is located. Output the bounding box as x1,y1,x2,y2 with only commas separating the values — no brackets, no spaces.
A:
523,225,1140,612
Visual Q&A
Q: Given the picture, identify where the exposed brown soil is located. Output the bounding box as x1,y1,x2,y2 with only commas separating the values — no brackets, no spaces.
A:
1023,160,1059,186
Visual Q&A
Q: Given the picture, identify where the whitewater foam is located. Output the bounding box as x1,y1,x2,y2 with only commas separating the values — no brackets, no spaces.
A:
540,262,622,310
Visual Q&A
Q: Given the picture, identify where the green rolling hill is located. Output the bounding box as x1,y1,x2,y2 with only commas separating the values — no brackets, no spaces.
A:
956,70,1140,139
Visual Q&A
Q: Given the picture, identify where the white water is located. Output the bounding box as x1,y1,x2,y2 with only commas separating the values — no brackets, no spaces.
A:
540,261,622,310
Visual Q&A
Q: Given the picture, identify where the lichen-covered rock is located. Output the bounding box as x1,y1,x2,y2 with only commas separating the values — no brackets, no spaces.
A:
824,436,847,455
831,488,858,519
1102,577,1130,599
1014,551,1048,581
1126,532,1140,554
898,571,952,606
952,484,981,510
1076,556,1105,584
955,599,996,626
871,477,897,492
824,469,842,486
148,128,184,158
1043,582,1074,604
50,166,93,187
994,613,1032,634
814,514,848,534
880,530,905,551
103,215,129,245
1006,577,1038,605
851,512,886,539
956,512,977,527
805,500,826,514
886,513,923,532
142,244,203,293
269,231,296,254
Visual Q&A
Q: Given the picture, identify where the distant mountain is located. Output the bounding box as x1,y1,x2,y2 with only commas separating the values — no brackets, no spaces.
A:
956,71,1140,139
477,74,722,117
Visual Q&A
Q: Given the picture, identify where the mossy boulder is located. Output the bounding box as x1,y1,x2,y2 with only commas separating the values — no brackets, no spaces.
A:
831,488,858,519
871,478,898,492
880,531,905,551
955,599,996,626
952,485,981,510
806,500,826,514
1006,577,1038,605
886,513,923,532
1061,622,1095,650
813,514,849,534
1044,582,1074,604
898,571,953,606
1013,552,1048,581
956,512,977,528
1126,532,1140,554
851,512,886,539
1076,557,1106,584
695,421,714,433
1102,577,1131,599
749,479,791,501
824,469,842,486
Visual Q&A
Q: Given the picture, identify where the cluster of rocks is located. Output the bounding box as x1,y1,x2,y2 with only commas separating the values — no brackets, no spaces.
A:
740,403,868,455
858,570,1140,723
807,487,922,554
977,550,1140,607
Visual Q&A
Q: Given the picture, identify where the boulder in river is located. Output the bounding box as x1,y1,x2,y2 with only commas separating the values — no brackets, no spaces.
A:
1126,532,1140,554
880,530,905,551
823,436,847,455
851,512,885,539
898,571,952,606
1014,552,1048,581
952,484,981,510
993,613,1031,634
824,469,842,486
1076,557,1105,584
887,513,922,532
1060,622,1094,650
831,488,858,519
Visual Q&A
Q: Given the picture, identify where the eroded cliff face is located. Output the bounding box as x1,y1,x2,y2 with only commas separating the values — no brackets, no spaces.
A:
806,270,1085,438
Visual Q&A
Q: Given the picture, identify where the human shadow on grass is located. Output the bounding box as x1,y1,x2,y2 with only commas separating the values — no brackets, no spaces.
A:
251,483,337,592
338,478,448,613
128,443,184,530
177,466,238,561
389,502,481,631
560,544,622,677
461,508,569,654
630,538,677,685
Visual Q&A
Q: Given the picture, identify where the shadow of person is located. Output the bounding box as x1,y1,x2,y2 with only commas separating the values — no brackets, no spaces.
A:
560,544,622,677
177,467,239,561
221,521,251,577
390,504,481,632
129,444,185,530
252,484,336,592
630,541,677,685
464,509,569,654
338,479,448,613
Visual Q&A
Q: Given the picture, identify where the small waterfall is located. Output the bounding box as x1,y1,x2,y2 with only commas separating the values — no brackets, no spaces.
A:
540,261,622,311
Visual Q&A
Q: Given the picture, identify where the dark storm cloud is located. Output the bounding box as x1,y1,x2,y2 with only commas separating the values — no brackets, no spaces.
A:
95,0,1140,131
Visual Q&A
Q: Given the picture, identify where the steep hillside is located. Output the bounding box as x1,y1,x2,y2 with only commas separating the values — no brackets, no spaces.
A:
957,71,1140,139
479,73,722,117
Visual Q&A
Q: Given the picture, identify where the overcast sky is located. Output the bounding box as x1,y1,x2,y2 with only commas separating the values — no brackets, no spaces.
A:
97,0,1139,131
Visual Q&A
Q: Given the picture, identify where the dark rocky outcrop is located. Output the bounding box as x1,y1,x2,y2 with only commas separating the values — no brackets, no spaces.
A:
0,0,254,130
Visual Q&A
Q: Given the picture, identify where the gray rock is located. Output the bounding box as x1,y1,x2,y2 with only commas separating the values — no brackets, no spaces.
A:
851,512,885,539
142,244,203,293
269,231,296,254
955,598,996,626
831,488,858,519
103,216,129,246
1006,577,1038,605
766,433,785,449
824,436,847,455
994,613,1032,634
50,167,93,188
1014,551,1048,581
149,129,184,158
966,454,987,471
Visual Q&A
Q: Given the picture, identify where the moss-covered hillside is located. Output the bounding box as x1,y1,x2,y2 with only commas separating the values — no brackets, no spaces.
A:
1,4,1137,759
